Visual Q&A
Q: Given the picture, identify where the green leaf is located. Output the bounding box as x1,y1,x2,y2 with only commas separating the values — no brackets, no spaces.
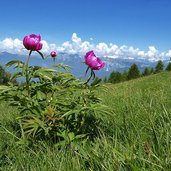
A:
6,60,24,68
36,90,46,100
33,68,56,80
0,85,13,93
0,85,9,90
68,132,75,141
53,63,71,71
10,72,23,80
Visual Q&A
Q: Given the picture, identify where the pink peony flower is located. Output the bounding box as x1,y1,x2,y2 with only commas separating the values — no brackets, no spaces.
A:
84,51,105,70
50,51,57,57
23,34,43,51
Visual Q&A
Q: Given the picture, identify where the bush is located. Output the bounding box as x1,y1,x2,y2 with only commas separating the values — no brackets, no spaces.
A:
0,53,109,145
0,65,16,84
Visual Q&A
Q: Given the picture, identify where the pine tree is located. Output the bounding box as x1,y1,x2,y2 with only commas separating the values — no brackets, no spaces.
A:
127,64,140,80
166,62,171,71
121,71,128,81
142,67,150,76
150,67,154,74
155,60,164,73
108,71,122,83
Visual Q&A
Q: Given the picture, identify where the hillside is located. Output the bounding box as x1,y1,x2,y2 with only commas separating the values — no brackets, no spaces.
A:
1,71,171,170
98,71,171,137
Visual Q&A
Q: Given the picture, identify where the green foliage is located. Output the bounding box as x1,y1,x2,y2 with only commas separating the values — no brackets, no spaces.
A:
1,72,171,170
0,55,109,144
155,60,164,73
108,71,122,83
0,64,16,84
121,71,128,81
150,67,154,74
127,63,140,80
91,76,102,86
102,76,108,83
166,62,171,71
142,67,150,76
0,65,5,78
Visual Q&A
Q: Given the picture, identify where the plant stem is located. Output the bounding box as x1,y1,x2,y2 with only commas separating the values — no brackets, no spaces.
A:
84,66,89,81
53,57,56,65
25,50,32,98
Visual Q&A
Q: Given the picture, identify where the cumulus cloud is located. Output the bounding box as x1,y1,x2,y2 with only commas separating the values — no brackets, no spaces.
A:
0,33,171,61
0,38,23,53
166,50,171,57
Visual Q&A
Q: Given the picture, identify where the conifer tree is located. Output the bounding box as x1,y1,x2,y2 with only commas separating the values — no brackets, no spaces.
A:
121,71,128,81
150,67,154,74
155,60,164,73
142,67,150,76
166,62,171,71
108,71,122,83
127,64,140,80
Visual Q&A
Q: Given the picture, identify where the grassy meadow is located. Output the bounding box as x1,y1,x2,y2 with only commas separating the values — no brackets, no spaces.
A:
1,71,171,170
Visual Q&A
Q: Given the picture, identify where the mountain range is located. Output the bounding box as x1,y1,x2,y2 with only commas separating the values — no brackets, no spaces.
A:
0,51,169,78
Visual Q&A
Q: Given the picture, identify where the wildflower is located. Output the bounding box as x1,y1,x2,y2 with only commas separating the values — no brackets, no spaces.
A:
84,50,105,70
23,34,43,51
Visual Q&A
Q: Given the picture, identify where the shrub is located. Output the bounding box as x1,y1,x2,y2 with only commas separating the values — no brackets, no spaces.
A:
0,37,108,145
0,65,16,84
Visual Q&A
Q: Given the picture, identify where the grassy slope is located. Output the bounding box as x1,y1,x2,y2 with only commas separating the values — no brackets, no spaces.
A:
1,72,171,170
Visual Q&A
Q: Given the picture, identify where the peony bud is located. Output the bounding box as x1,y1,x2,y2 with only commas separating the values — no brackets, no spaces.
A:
50,51,57,57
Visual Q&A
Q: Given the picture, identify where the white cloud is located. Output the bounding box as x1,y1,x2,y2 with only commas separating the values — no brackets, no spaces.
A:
41,40,58,54
0,33,171,61
0,38,23,53
146,46,158,58
138,51,145,57
166,50,171,57
72,33,81,43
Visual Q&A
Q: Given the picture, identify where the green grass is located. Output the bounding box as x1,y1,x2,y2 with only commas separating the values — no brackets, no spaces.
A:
1,72,171,170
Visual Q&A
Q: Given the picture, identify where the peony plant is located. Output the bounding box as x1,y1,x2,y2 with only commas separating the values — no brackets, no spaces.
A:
0,34,108,145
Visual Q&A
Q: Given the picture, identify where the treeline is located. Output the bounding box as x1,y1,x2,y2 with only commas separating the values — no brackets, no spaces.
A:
0,65,17,85
102,60,171,84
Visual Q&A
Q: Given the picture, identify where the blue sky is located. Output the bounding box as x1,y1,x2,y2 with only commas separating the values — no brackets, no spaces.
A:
0,0,171,59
